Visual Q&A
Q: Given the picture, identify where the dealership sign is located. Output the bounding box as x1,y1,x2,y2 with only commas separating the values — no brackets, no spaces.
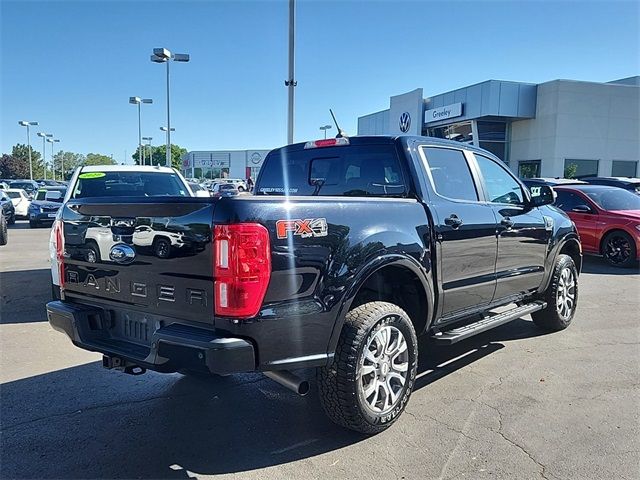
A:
425,103,463,122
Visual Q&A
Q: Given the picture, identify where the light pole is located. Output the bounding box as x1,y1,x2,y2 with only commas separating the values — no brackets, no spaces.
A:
151,48,189,167
142,137,153,166
18,121,39,180
129,96,153,165
37,132,53,179
285,0,296,144
319,125,332,139
47,138,61,180
159,127,175,166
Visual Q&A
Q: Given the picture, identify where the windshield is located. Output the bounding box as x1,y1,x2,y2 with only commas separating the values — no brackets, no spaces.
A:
6,191,21,199
71,172,189,199
35,189,66,201
10,182,35,191
584,188,640,211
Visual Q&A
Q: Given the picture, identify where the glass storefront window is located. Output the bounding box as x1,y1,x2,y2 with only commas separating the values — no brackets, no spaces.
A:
518,160,541,178
564,159,598,179
477,121,506,142
612,160,638,177
428,121,473,143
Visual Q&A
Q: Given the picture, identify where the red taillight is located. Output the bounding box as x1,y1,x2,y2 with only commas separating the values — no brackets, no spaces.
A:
214,223,271,318
53,220,65,289
304,137,350,149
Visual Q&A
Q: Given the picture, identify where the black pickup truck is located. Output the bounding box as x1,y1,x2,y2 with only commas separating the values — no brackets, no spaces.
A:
47,136,581,434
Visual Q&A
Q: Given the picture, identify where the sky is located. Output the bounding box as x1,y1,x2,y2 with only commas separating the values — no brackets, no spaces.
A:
1,0,638,164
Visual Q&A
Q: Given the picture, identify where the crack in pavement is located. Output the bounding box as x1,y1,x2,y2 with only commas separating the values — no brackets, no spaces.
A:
477,399,552,480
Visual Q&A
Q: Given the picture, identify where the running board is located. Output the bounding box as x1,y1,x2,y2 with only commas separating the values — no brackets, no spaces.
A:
431,301,547,345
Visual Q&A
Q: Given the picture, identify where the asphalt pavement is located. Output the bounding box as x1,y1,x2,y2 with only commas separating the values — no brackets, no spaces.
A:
1,221,638,479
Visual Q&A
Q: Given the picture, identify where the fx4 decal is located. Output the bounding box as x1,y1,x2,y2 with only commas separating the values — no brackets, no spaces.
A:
276,218,328,239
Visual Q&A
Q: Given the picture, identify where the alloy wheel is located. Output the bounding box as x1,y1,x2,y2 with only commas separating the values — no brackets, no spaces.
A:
604,236,631,265
358,324,409,414
556,267,576,319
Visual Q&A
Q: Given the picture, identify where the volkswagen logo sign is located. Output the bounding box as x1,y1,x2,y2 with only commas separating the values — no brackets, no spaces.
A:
399,112,411,133
109,244,136,264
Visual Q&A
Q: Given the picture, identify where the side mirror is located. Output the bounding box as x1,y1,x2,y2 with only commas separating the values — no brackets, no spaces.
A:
528,185,554,207
572,204,593,214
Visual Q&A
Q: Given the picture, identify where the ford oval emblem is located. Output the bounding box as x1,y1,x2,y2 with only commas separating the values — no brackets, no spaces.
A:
109,244,136,264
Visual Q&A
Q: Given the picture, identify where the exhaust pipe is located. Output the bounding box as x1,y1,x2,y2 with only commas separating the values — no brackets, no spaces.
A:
264,370,310,396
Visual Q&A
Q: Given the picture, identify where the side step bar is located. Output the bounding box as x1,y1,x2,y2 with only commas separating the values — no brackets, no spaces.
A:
432,301,547,345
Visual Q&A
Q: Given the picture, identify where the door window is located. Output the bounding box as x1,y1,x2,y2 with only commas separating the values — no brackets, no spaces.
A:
475,155,524,205
554,191,590,212
422,147,478,202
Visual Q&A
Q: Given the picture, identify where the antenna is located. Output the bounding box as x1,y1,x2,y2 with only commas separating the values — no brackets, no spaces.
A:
329,109,347,138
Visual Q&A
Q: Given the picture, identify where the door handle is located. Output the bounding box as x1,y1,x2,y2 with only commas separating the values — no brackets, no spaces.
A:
444,214,463,229
501,217,514,228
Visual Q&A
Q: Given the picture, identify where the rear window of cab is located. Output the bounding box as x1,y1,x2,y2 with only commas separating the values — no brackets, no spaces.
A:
256,144,407,197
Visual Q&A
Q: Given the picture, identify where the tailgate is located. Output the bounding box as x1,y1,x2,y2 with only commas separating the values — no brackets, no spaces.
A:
61,198,216,324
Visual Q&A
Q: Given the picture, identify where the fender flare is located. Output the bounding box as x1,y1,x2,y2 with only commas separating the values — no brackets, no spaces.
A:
326,253,435,355
539,232,582,292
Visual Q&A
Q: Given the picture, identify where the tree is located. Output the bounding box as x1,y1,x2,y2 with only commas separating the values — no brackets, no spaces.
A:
6,144,44,179
0,154,28,179
133,143,186,169
564,163,578,179
52,151,85,180
85,153,116,166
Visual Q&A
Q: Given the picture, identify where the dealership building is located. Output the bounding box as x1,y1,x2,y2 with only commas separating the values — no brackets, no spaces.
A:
358,76,639,178
181,149,271,180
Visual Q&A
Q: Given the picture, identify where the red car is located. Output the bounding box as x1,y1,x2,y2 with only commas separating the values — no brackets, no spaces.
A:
553,185,640,268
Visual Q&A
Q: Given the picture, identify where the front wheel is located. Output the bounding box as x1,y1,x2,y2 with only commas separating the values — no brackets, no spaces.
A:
29,220,39,229
532,254,578,331
317,301,418,435
7,214,15,225
602,230,637,268
154,238,171,258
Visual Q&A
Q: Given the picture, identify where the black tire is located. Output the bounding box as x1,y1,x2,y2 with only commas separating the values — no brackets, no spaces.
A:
154,237,171,259
601,230,637,268
532,254,578,331
0,214,7,246
7,214,15,225
317,301,418,435
29,220,39,229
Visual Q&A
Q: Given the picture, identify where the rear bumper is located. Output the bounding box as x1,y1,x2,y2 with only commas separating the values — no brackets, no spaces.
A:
46,300,255,375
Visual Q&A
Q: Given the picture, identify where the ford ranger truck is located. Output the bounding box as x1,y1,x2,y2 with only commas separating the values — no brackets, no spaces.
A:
46,136,582,434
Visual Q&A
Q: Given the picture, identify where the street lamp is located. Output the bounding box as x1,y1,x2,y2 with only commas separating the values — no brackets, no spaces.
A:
18,121,39,180
151,47,190,167
47,138,61,180
159,127,175,166
129,96,153,165
142,136,153,166
37,132,53,179
319,124,332,139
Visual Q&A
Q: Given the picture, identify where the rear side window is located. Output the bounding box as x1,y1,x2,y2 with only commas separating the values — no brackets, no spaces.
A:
475,155,524,205
72,172,188,198
256,144,406,197
422,147,478,202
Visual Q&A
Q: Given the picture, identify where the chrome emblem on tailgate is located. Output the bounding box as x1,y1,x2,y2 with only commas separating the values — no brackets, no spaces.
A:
109,244,136,264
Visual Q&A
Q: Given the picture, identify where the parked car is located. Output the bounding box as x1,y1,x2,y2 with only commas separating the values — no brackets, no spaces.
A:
521,177,587,188
47,135,581,434
580,176,640,195
0,181,10,190
554,185,640,267
211,183,241,197
9,179,40,198
4,188,31,218
188,182,211,197
37,179,65,187
223,178,248,191
0,211,7,245
28,186,67,228
0,191,16,224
